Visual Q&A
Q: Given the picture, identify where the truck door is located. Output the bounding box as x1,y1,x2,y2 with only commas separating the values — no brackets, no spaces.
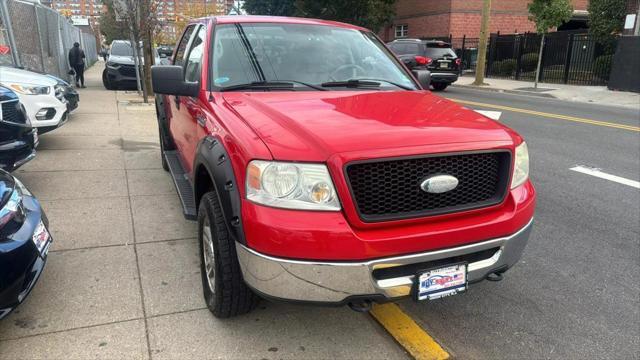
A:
167,24,197,173
178,25,207,175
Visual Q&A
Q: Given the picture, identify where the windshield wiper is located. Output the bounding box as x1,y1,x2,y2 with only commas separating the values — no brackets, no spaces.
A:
321,79,414,91
351,78,415,91
220,80,327,92
220,81,296,92
320,79,381,89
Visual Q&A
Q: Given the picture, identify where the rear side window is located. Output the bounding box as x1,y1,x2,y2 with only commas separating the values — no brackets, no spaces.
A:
184,27,206,82
173,25,196,66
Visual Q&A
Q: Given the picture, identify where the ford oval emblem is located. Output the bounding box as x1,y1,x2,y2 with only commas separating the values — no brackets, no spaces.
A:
420,175,459,194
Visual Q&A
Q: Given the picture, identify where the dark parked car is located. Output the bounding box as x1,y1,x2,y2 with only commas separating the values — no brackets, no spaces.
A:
157,45,174,58
45,75,79,112
103,40,160,90
0,86,38,172
103,40,139,90
0,169,51,320
387,39,461,91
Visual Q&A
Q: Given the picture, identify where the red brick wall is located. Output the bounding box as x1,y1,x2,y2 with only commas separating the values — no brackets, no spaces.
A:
449,13,536,37
380,0,590,41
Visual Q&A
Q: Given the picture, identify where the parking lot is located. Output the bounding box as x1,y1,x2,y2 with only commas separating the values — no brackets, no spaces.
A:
0,62,638,359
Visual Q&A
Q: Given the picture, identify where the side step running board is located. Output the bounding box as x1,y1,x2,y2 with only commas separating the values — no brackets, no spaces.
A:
164,150,197,220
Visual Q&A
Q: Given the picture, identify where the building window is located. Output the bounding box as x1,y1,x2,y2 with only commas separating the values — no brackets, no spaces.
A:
395,24,408,38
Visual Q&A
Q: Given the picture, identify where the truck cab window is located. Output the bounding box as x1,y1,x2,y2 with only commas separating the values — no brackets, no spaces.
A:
185,27,206,83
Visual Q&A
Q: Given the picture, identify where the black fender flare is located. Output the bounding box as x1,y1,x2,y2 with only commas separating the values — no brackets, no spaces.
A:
155,94,175,150
193,136,245,245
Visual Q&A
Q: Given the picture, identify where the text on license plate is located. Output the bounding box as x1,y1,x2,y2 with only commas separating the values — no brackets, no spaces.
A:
417,264,467,301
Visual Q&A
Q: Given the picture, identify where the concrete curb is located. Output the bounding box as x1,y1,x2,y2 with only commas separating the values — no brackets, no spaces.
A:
451,84,557,99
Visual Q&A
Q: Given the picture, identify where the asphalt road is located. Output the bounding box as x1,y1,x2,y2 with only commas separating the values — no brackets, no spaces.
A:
398,87,640,359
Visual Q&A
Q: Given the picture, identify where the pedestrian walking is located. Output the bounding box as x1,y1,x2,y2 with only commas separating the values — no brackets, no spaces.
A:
68,42,86,88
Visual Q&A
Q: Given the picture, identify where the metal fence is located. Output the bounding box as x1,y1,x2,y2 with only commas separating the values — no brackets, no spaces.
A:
0,0,98,82
444,31,615,86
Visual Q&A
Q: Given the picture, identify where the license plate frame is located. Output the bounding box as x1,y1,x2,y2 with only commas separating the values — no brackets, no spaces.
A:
32,220,52,257
413,262,468,301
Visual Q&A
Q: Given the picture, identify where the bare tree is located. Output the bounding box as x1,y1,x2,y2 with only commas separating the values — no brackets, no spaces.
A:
112,0,158,103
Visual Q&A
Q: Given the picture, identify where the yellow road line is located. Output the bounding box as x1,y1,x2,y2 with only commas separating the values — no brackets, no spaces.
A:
450,98,640,132
370,303,449,360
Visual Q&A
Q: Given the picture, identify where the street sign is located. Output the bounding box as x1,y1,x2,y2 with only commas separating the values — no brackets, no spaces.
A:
0,45,10,55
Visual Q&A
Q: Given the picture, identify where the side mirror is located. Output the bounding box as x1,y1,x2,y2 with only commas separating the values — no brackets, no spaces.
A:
151,65,199,97
412,69,431,90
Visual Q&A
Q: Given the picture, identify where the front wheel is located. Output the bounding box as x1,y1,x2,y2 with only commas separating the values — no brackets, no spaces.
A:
432,82,449,91
102,69,114,90
198,192,259,318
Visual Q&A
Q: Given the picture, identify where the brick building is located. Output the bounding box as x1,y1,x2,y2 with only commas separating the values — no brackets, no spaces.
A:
380,0,590,41
43,0,236,45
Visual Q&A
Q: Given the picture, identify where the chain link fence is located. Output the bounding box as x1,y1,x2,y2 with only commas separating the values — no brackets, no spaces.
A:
0,0,98,82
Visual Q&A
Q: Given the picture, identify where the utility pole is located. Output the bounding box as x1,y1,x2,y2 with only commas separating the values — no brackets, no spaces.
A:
473,0,491,86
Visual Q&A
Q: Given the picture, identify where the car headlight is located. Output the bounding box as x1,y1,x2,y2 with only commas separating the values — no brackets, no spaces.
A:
7,83,50,95
246,160,341,211
511,142,530,189
106,62,120,69
0,182,25,228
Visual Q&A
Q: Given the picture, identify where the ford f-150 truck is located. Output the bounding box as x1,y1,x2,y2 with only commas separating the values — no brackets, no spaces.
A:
152,16,536,318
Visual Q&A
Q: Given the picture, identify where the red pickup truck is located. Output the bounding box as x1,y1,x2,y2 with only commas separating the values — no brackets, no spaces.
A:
152,16,536,318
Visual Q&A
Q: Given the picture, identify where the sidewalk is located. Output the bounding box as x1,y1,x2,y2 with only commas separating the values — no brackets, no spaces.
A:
454,75,640,109
0,64,407,359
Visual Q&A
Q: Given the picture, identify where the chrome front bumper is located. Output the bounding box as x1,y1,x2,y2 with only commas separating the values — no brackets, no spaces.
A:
237,219,533,303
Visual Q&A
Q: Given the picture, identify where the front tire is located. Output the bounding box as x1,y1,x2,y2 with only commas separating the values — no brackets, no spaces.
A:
432,82,449,91
198,192,259,318
102,69,114,90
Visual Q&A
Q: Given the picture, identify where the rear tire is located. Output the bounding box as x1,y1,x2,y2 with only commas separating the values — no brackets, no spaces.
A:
432,82,448,91
198,192,259,318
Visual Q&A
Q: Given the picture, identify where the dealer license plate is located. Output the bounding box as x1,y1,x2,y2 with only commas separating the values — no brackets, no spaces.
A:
416,263,467,301
32,220,51,256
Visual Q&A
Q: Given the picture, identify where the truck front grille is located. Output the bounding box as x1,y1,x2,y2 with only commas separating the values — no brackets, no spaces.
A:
119,65,137,77
345,151,511,222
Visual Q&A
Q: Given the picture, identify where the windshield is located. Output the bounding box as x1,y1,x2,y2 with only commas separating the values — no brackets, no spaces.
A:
111,42,133,57
212,23,417,90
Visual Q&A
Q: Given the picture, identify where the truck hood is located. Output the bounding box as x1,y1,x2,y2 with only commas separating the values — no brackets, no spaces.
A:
222,90,516,161
108,55,137,65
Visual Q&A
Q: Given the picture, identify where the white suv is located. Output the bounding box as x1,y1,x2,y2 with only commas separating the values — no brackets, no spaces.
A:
0,66,69,133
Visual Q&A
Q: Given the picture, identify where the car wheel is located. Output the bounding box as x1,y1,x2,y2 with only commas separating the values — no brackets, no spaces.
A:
432,82,448,91
102,69,114,90
198,191,259,318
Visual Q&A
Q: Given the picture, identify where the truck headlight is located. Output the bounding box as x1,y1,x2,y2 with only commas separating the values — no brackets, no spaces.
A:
511,142,529,189
106,62,120,69
7,83,50,95
246,160,341,211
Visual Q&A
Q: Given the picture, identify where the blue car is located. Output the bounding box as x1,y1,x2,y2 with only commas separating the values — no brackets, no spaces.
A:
0,169,51,319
